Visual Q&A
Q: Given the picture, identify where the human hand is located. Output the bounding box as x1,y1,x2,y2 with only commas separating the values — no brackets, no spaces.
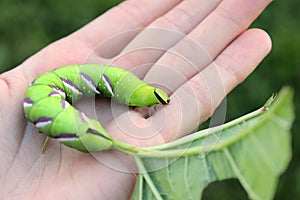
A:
0,0,272,199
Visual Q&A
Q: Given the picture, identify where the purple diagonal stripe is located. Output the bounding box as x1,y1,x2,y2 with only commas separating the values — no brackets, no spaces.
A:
102,74,114,96
61,100,70,109
79,112,88,123
61,78,82,95
23,98,34,108
50,85,66,98
34,117,52,128
80,72,100,94
48,91,61,97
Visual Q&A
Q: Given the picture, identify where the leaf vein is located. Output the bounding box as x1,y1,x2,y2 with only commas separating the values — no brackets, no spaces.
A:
223,148,260,200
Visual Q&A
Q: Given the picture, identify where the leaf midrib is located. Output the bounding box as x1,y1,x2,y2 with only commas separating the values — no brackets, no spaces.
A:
138,89,289,158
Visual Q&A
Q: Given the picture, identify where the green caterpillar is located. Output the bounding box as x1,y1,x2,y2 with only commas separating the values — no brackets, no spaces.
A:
23,64,169,152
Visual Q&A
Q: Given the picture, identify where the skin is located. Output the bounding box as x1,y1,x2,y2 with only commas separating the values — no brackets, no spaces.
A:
0,0,272,199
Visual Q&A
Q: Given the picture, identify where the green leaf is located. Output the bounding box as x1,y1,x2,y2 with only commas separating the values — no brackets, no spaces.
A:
132,87,294,200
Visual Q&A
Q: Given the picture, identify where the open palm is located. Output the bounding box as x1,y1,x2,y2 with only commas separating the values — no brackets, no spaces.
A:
0,0,272,199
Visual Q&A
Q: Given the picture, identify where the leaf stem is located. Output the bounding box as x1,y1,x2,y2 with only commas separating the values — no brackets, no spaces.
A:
112,140,151,154
143,106,267,151
131,88,289,158
135,157,163,200
138,172,143,200
111,106,267,158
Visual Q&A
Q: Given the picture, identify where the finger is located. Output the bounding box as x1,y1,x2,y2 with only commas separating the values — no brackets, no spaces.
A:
106,29,271,146
75,0,182,58
143,0,272,93
19,0,182,83
156,28,272,142
96,0,223,124
109,0,222,72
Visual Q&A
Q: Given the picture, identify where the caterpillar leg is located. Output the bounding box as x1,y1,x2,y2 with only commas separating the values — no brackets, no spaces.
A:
41,136,50,153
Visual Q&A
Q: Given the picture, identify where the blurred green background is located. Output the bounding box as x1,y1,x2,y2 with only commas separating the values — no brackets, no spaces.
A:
0,0,298,199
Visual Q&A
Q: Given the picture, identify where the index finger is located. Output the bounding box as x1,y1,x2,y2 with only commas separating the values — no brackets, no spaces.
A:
19,0,182,83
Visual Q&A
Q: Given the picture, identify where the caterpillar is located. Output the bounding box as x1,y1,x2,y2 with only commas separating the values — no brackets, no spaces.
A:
23,64,169,152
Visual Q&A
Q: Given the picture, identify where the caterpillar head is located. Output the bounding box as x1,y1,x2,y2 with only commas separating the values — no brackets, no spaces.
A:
154,88,170,105
127,86,170,107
